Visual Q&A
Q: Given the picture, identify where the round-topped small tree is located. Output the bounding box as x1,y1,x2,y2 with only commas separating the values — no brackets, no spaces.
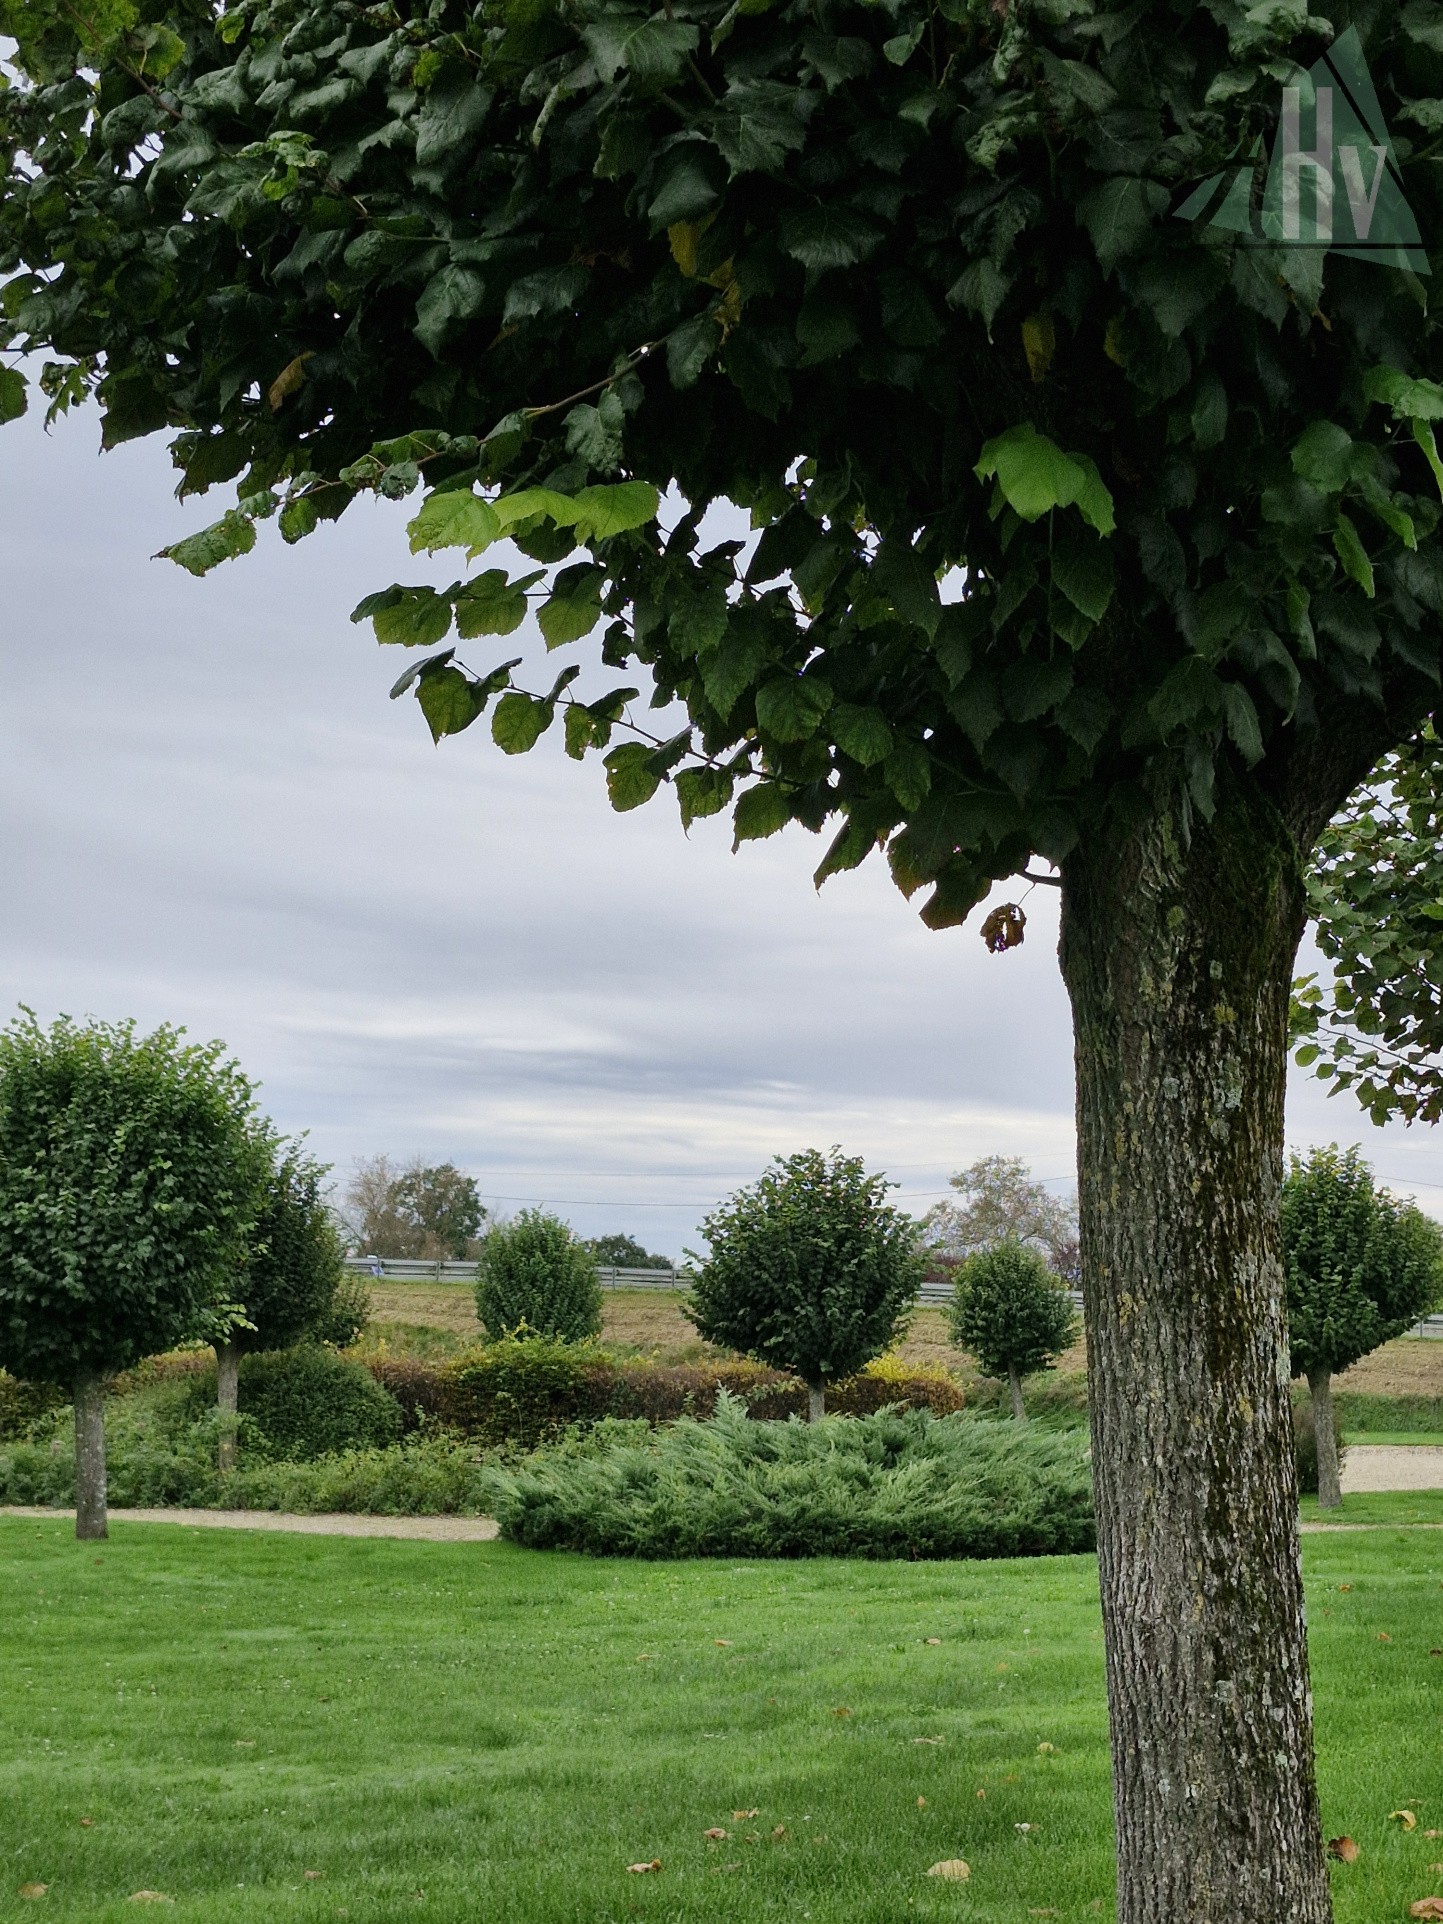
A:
0,1012,265,1537
947,1239,1079,1421
688,1148,924,1420
1282,1145,1443,1508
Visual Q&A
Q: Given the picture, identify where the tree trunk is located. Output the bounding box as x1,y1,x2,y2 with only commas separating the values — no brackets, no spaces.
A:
1007,1363,1027,1422
1059,779,1331,1924
1308,1366,1341,1510
216,1338,241,1473
807,1380,825,1423
73,1369,108,1542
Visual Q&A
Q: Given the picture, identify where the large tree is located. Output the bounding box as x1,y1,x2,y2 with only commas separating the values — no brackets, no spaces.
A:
1281,1143,1443,1508
0,1012,263,1536
924,1154,1079,1272
344,1155,486,1258
4,0,1443,1910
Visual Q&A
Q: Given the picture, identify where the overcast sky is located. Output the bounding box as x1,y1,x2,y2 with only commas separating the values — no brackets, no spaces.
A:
0,398,1437,1256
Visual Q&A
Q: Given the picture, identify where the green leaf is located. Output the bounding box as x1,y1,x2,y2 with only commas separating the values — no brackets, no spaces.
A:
539,565,606,647
1414,419,1443,499
352,585,454,648
417,666,486,743
732,780,793,845
975,424,1116,535
830,703,894,766
415,264,487,356
778,203,884,273
492,692,554,754
1051,531,1115,623
701,624,768,718
1077,176,1168,275
1362,365,1443,421
947,260,1010,334
604,740,663,810
0,366,28,424
583,15,700,85
667,313,719,389
569,481,660,540
676,764,736,827
1148,655,1223,734
1333,514,1376,598
755,674,833,741
1222,682,1264,765
872,538,942,637
162,509,258,577
1191,376,1228,450
711,80,811,174
414,77,492,169
1291,421,1352,494
884,738,931,811
882,23,924,64
454,569,536,638
389,647,455,700
408,490,502,558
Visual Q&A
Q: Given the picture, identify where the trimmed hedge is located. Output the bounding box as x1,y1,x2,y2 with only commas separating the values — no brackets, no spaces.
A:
0,1369,64,1440
182,1347,403,1459
425,1339,965,1448
1333,1391,1443,1435
484,1397,1094,1559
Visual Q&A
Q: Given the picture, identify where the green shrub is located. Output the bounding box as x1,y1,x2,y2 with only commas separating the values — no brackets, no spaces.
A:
311,1272,372,1349
1332,1391,1443,1435
483,1395,1094,1559
947,1240,1078,1419
0,1369,64,1441
474,1210,602,1343
185,1347,403,1459
438,1334,596,1448
219,1432,492,1514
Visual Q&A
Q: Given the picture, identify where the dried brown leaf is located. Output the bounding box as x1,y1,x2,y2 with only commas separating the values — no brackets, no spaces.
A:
702,1829,728,1842
19,1885,48,1900
1378,1632,1394,1644
1392,1810,1419,1831
982,904,1026,952
625,1860,662,1875
267,353,313,413
78,1819,94,1829
304,1871,325,1881
732,1809,759,1820
926,1860,970,1881
1037,1742,1058,1755
1326,1836,1360,1862
833,1706,852,1717
924,1637,941,1646
127,1895,174,1905
913,1736,944,1746
713,1639,732,1647
1409,1901,1443,1919
916,1797,927,1809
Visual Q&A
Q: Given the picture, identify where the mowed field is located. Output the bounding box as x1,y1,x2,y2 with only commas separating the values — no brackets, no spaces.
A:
1,1522,1440,1922
366,1283,1440,1398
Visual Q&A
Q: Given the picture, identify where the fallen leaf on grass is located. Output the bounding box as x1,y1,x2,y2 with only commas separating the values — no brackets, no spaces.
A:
636,1654,654,1663
917,1797,927,1809
732,1809,759,1820
1409,1901,1443,1919
19,1885,47,1899
1378,1633,1394,1644
976,1790,986,1801
1393,1811,1419,1831
924,1637,942,1646
771,1826,787,1841
79,1820,94,1829
1431,1649,1442,1658
833,1706,853,1717
1429,1863,1443,1874
1326,1836,1360,1862
1338,1584,1353,1592
625,1860,662,1875
1015,1822,1035,1834
1428,1831,1443,1840
714,1639,732,1647
234,1740,255,1748
127,1895,174,1905
703,1829,728,1841
926,1860,970,1881
1037,1742,1057,1755
304,1871,325,1881
913,1737,944,1746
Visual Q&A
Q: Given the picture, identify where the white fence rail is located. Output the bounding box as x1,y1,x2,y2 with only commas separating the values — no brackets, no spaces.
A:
347,1256,1443,1337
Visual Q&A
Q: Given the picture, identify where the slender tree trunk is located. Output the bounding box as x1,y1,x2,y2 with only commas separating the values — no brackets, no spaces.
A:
73,1369,108,1542
1059,780,1331,1924
1006,1363,1027,1422
807,1380,825,1423
1308,1366,1341,1510
216,1339,241,1473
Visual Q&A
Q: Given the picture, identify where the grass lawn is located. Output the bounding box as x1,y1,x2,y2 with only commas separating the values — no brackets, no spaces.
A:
1345,1432,1443,1449
1,1525,1441,1921
1301,1490,1443,1526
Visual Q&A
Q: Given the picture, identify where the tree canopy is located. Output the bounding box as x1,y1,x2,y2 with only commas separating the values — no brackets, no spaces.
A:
1281,1143,1443,1383
0,1011,263,1385
3,0,1440,906
924,1155,1078,1272
688,1147,923,1413
946,1236,1078,1417
237,1138,351,1351
474,1206,603,1340
1294,730,1443,1127
344,1155,486,1258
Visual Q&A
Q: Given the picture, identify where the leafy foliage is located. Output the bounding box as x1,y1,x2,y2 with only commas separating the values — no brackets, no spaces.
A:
946,1239,1079,1388
238,1140,352,1351
4,0,1443,923
484,1394,1095,1559
474,1208,603,1341
311,1269,373,1349
1294,730,1443,1125
1281,1144,1443,1381
688,1149,923,1400
0,1012,265,1386
343,1155,486,1259
586,1232,673,1270
185,1345,404,1459
923,1156,1078,1272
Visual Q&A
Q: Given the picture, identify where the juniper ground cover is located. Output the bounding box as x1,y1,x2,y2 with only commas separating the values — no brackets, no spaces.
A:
1,1522,1440,1922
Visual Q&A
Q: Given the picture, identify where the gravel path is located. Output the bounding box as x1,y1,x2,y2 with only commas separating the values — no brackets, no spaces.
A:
0,1506,499,1541
1340,1444,1443,1493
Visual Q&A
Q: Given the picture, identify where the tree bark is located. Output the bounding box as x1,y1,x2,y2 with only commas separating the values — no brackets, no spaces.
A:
807,1380,825,1423
1308,1366,1341,1510
1007,1363,1027,1422
216,1338,241,1473
1059,779,1331,1924
73,1370,108,1542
